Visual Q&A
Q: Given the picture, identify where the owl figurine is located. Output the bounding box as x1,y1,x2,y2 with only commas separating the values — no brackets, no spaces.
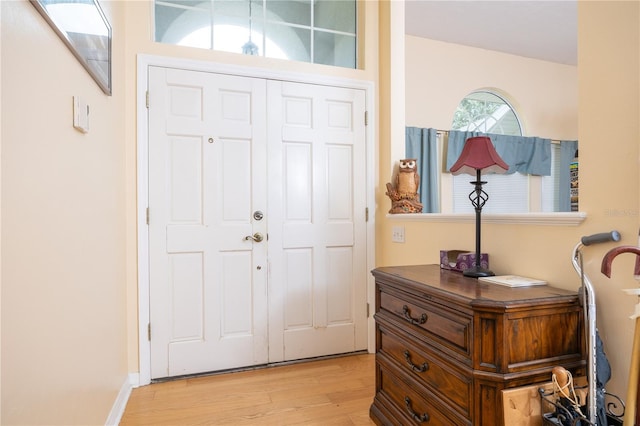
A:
385,158,424,213
396,158,420,198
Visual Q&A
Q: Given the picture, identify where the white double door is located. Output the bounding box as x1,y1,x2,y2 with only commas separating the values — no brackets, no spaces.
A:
148,66,368,379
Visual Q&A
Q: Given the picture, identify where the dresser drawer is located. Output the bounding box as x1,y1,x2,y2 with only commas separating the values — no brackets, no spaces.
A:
378,319,472,419
379,288,472,358
376,360,470,426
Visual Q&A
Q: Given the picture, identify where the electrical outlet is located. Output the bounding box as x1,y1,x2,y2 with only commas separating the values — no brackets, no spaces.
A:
392,226,405,243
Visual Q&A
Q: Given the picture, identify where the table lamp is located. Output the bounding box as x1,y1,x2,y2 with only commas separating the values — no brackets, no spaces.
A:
449,136,509,277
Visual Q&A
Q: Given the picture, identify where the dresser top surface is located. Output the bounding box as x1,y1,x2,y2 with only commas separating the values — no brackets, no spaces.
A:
372,264,578,305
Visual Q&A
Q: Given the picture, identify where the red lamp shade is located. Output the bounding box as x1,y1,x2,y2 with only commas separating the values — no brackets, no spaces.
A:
449,136,509,176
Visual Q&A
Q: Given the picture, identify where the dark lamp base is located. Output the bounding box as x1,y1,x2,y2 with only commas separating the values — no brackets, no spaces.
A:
463,266,495,278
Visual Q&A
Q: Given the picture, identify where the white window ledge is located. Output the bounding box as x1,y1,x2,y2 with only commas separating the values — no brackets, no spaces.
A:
386,212,587,226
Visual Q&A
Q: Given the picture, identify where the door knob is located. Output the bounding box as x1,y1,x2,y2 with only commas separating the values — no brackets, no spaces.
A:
244,233,264,243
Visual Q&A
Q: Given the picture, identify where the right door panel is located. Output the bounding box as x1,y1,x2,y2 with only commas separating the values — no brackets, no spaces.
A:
267,80,368,362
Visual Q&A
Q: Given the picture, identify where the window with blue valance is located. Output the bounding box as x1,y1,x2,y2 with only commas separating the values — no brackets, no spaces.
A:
405,127,578,213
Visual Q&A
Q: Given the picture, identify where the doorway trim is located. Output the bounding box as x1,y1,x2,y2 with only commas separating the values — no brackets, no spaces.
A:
136,54,377,386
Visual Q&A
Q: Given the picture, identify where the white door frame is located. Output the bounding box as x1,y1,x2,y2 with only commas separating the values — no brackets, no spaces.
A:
136,54,377,386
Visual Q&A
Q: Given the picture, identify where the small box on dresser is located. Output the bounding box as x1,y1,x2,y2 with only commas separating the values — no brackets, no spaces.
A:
369,265,585,426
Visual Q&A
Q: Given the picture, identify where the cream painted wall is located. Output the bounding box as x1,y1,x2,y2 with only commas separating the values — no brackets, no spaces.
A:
577,0,640,401
1,1,128,424
379,0,639,400
404,36,578,139
0,0,4,417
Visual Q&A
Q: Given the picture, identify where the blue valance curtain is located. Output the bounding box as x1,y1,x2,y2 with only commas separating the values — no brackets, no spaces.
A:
445,130,552,176
406,127,579,212
405,127,439,213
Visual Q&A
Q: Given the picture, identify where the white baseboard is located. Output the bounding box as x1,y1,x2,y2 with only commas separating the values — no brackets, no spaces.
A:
105,374,138,425
128,372,141,388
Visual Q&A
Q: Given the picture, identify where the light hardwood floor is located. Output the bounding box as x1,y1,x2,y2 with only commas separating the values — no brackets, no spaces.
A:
120,353,376,425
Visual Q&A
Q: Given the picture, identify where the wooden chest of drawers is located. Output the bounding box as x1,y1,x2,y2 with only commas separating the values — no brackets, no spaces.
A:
369,265,585,426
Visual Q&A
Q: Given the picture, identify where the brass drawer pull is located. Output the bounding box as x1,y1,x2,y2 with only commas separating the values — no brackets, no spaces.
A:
404,397,430,422
403,350,429,373
402,305,428,325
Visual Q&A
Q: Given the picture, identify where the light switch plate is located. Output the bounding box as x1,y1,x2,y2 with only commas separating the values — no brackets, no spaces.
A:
392,226,405,243
73,96,89,133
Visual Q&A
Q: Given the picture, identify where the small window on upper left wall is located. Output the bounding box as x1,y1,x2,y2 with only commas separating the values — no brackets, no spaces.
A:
31,0,112,95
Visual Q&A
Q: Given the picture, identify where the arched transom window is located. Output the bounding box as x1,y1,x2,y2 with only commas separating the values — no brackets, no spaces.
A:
154,0,357,68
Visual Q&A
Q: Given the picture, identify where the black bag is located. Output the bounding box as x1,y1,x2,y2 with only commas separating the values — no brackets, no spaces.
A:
554,397,587,426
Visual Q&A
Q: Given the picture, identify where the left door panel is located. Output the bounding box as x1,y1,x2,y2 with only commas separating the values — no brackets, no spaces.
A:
148,67,268,379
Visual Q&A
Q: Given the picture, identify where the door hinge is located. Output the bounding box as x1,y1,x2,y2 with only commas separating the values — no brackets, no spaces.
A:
367,303,370,317
146,91,150,109
364,110,368,126
147,323,151,341
365,207,369,222
146,207,150,225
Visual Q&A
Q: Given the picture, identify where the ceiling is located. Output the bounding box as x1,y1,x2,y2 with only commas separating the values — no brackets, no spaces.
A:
404,1,577,66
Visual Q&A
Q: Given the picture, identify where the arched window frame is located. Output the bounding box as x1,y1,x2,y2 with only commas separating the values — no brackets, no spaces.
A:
434,89,569,216
451,90,530,214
